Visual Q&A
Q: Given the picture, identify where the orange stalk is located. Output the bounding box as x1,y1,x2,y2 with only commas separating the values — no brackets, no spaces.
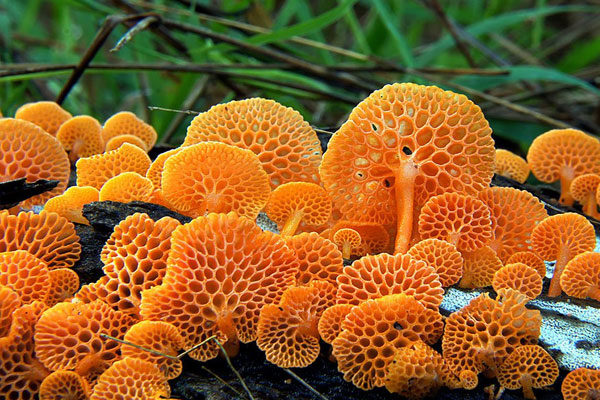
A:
281,210,304,237
559,166,575,206
520,374,535,400
342,241,352,259
393,160,419,254
548,247,570,297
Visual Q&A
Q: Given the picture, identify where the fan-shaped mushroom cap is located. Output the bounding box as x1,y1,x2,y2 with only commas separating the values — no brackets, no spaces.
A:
105,134,148,152
145,148,181,189
0,250,50,304
90,357,169,400
561,367,600,400
44,186,99,225
478,187,548,262
319,83,495,254
418,193,493,252
102,111,157,150
507,251,546,278
332,293,444,390
459,245,503,288
0,285,20,337
442,289,542,383
0,210,81,269
531,212,596,297
283,232,343,286
494,149,530,183
14,101,72,136
34,300,136,383
0,301,50,400
497,344,558,400
527,128,600,206
265,182,331,237
46,268,80,306
0,118,70,207
257,280,335,368
332,228,362,259
140,212,298,361
122,321,185,379
162,142,270,219
560,251,600,301
337,253,444,312
493,263,543,300
39,370,90,400
99,172,154,203
571,173,600,217
408,238,464,287
330,220,391,256
317,303,354,344
184,98,322,188
56,115,104,162
76,143,151,190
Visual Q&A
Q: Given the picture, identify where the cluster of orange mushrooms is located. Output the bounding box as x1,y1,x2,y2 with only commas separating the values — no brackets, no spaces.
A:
1,82,600,400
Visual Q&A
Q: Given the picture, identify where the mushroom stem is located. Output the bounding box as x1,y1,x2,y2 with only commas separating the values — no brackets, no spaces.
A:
393,160,419,254
583,194,598,218
281,210,304,237
520,374,536,400
70,138,84,164
548,247,570,297
559,166,576,206
342,241,352,259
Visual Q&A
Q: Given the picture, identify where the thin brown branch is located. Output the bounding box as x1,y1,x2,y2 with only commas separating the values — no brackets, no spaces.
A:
110,15,158,52
283,368,330,400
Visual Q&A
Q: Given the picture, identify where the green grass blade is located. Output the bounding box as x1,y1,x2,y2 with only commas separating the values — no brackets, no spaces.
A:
371,0,414,67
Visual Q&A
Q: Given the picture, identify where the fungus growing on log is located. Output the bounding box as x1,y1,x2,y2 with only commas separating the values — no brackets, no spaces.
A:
39,370,90,400
561,367,600,400
101,111,157,150
494,149,530,183
560,251,600,301
332,228,362,259
15,101,72,136
56,115,104,162
105,134,148,152
570,173,600,218
507,251,546,279
98,172,154,203
44,186,99,225
407,238,463,287
283,232,343,286
492,263,543,300
0,250,50,304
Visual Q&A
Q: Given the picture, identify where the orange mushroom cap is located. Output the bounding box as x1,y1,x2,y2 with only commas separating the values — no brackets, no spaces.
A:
0,284,20,338
184,98,322,189
0,210,81,269
442,289,541,384
319,83,495,254
527,128,600,206
418,193,493,252
332,228,362,259
0,250,50,304
317,303,354,344
507,251,546,279
330,220,391,256
283,232,343,286
497,344,558,400
101,111,157,150
162,142,270,219
90,357,169,400
561,367,600,400
46,268,80,306
494,149,530,183
39,370,90,400
0,301,50,400
76,143,151,190
14,101,72,136
34,300,136,383
560,251,600,301
0,118,70,207
122,321,185,380
571,173,600,217
531,212,596,297
105,134,148,152
99,172,154,203
332,293,444,390
408,238,464,287
265,182,331,237
140,212,298,361
336,252,444,312
493,263,543,300
145,148,181,190
257,280,336,368
44,186,99,225
56,115,104,162
478,187,548,263
459,245,503,289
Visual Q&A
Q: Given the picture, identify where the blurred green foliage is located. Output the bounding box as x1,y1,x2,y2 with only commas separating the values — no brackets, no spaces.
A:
0,0,599,151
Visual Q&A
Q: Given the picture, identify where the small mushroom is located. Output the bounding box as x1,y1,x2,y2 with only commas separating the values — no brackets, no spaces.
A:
102,111,157,150
560,251,600,301
330,220,391,256
494,149,530,183
408,238,464,287
265,182,331,237
527,128,600,206
459,245,503,289
0,250,51,304
0,285,20,337
492,263,543,300
570,173,600,218
317,303,354,344
104,134,148,152
56,115,104,163
39,370,90,400
99,172,154,203
531,213,596,297
43,186,99,225
45,268,80,306
497,344,558,400
507,251,546,279
145,148,181,190
332,228,362,259
14,101,72,136
561,367,600,400
283,232,343,286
